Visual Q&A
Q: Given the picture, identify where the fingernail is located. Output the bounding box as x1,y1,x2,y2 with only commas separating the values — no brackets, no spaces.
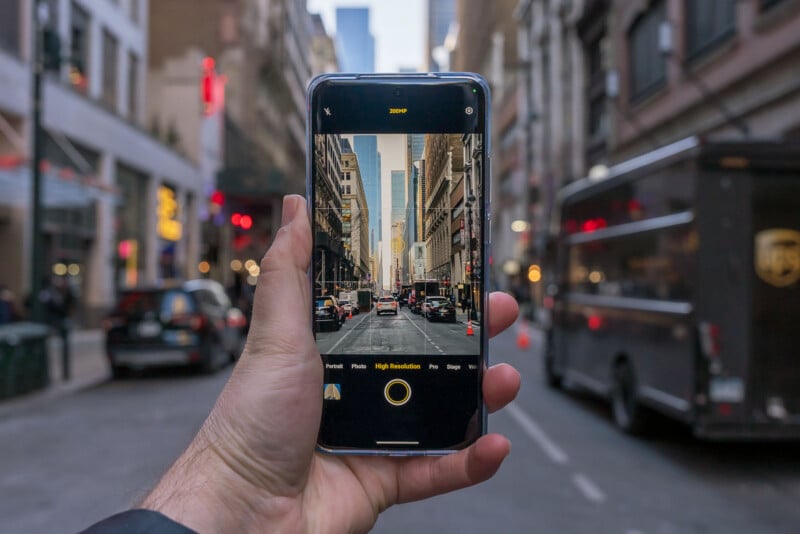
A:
281,195,300,227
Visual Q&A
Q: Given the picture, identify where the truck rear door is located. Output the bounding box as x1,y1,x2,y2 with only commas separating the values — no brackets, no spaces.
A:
751,171,800,424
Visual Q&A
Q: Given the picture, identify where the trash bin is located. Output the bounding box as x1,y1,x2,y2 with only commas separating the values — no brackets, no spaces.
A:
0,323,50,399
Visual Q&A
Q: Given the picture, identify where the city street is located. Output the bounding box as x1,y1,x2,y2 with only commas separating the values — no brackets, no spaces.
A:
1,325,799,533
316,306,479,355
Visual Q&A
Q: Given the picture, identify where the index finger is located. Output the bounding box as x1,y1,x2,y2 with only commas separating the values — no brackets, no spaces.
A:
488,292,518,338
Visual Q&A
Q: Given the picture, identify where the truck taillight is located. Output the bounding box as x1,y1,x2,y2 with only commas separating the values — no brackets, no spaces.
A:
699,322,721,358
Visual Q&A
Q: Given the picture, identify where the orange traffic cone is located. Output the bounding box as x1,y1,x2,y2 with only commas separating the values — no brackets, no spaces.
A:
466,320,474,336
517,321,531,349
348,309,353,319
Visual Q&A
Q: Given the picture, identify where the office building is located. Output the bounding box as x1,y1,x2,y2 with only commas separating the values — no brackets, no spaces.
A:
336,7,375,72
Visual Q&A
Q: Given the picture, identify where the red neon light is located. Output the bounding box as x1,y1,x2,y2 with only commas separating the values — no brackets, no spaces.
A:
240,215,253,230
231,213,242,227
118,240,132,259
587,315,603,331
210,190,224,206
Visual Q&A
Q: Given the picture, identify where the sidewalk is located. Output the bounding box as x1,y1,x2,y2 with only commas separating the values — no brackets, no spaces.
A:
0,329,109,416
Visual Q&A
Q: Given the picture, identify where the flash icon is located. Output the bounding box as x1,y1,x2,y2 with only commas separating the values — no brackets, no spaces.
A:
465,106,474,115
324,107,332,116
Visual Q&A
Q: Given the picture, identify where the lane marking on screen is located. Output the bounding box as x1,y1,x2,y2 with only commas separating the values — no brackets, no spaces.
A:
326,312,371,354
402,310,445,355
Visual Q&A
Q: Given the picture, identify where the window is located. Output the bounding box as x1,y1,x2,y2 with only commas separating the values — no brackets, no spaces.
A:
0,1,22,56
128,52,139,120
568,224,697,302
628,1,666,101
562,161,694,233
70,2,90,93
685,0,736,60
102,29,119,110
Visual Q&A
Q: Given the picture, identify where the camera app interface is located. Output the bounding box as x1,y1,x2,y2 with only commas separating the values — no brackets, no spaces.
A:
313,133,484,357
313,117,486,449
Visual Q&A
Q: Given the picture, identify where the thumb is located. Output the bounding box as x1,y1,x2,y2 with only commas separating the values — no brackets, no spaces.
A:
243,195,315,360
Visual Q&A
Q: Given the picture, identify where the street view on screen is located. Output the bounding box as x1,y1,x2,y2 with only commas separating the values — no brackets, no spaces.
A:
313,133,484,356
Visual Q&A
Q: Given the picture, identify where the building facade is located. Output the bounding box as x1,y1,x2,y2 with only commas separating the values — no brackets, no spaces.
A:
341,139,369,284
336,7,375,72
451,0,523,295
149,0,320,292
514,0,800,316
427,0,457,70
0,0,204,326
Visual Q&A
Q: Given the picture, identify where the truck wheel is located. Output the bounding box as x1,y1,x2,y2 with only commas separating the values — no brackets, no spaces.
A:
611,360,650,435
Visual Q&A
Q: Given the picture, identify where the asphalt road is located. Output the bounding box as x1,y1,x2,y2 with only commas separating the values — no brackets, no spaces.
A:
1,324,799,533
316,306,479,356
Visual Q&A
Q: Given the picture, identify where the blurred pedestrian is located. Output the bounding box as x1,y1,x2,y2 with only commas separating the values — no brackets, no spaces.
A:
38,276,75,380
0,285,17,325
81,195,521,533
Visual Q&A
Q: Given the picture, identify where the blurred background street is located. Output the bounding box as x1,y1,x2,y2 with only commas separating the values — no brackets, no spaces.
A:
1,0,800,532
2,327,800,533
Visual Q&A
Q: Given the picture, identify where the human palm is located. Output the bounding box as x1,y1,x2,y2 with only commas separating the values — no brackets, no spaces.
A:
143,195,520,533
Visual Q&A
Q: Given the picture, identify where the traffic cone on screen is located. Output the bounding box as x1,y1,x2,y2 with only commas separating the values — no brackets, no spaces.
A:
517,321,531,349
348,309,353,319
466,320,474,336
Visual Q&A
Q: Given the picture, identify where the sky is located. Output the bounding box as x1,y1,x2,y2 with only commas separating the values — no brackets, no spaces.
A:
307,0,426,72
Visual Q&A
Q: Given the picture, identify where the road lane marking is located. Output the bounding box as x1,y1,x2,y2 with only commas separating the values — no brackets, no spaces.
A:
325,312,371,353
572,473,606,504
403,310,443,353
505,402,569,465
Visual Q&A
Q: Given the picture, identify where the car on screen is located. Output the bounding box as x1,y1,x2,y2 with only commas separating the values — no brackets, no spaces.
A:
376,296,398,315
315,296,345,331
339,300,355,316
103,280,245,378
426,298,457,323
422,296,450,318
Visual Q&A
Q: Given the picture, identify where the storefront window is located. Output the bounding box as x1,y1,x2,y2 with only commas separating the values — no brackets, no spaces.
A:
115,164,148,289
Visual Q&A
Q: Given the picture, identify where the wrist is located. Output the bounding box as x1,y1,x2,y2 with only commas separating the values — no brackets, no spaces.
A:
141,431,306,533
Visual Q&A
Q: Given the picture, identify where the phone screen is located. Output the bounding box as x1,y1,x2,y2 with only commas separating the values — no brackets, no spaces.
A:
309,76,488,453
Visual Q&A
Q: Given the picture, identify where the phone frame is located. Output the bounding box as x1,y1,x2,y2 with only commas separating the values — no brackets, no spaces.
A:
306,72,492,456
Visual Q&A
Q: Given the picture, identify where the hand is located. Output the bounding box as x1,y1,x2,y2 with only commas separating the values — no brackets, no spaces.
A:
142,195,521,533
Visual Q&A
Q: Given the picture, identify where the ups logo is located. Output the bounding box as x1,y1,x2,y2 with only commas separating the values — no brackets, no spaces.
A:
755,229,800,288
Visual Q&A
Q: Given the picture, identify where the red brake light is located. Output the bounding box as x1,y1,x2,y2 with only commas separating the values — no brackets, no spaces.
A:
699,322,721,358
587,315,604,331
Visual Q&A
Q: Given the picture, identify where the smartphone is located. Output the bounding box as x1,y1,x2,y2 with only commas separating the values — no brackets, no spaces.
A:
307,73,490,455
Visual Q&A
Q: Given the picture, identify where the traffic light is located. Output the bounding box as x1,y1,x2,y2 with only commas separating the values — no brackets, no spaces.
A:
209,190,224,215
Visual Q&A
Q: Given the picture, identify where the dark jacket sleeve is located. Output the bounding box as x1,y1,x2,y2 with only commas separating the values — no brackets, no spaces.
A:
79,510,197,534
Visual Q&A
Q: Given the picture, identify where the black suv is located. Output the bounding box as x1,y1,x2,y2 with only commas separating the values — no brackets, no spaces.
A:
315,295,345,332
104,280,246,377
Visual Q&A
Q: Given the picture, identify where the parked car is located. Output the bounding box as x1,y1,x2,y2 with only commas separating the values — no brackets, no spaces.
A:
104,280,246,378
339,299,356,316
422,296,449,318
315,295,345,331
376,296,398,315
426,298,457,322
